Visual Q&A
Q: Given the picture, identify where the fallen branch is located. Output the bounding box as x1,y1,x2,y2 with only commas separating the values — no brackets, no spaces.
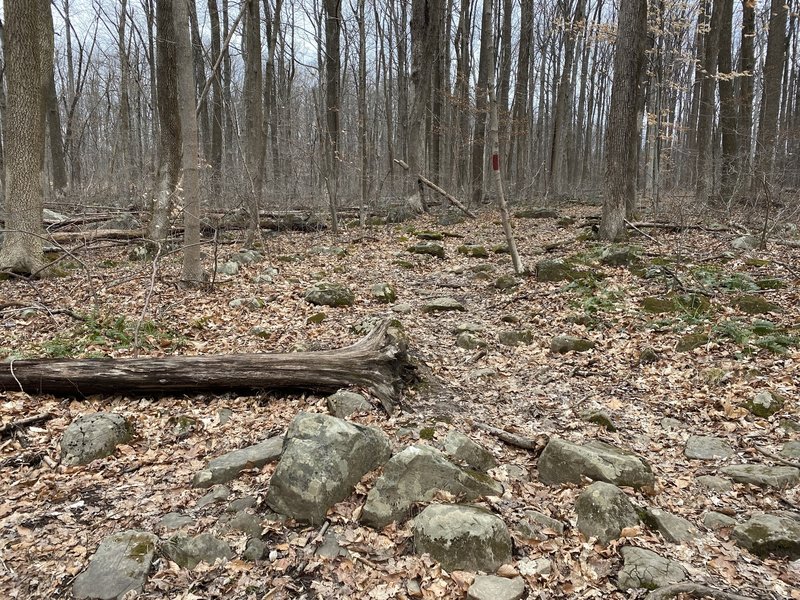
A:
769,238,800,248
645,582,756,600
0,413,54,437
755,445,800,469
49,229,147,243
626,221,732,233
472,421,548,455
393,159,476,219
0,321,412,414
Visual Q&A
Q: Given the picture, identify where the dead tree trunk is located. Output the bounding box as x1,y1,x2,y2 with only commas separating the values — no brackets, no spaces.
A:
0,321,410,413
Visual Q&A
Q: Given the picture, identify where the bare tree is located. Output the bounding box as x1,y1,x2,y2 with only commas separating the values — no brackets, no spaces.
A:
243,0,264,246
600,0,648,241
323,0,342,233
470,0,492,206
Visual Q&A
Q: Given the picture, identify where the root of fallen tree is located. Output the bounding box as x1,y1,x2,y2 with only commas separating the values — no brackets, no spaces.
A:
0,321,412,414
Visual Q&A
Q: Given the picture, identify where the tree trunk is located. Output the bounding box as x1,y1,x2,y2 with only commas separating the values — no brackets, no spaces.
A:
173,0,204,285
207,0,223,196
44,0,67,195
717,0,737,203
737,0,755,187
694,0,723,203
0,0,47,275
0,321,410,414
188,0,210,160
323,0,341,233
600,0,648,241
470,0,492,206
509,0,532,188
243,0,264,246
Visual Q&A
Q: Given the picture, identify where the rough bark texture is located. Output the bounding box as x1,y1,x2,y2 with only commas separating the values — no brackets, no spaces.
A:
470,0,492,206
694,0,723,202
717,0,737,202
0,0,46,275
207,0,223,195
599,0,647,241
44,2,67,194
0,322,410,414
323,0,341,232
243,0,264,246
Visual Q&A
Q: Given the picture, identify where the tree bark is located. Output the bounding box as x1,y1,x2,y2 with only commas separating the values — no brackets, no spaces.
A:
599,0,647,241
243,0,264,246
470,0,492,206
717,0,737,203
0,321,410,414
0,0,47,275
43,2,67,194
695,0,723,203
207,0,223,195
323,0,341,233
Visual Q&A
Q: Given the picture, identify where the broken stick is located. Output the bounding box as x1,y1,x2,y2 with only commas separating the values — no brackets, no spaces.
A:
393,159,477,219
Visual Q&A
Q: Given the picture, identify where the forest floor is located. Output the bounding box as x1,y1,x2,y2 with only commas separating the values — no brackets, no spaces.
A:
0,200,798,599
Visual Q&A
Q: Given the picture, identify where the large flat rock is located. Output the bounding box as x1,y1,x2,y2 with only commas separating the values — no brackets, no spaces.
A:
732,513,800,559
721,464,800,489
73,531,158,600
575,481,640,546
194,436,284,488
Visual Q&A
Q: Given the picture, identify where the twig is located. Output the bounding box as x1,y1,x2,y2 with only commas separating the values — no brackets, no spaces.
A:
625,219,663,245
472,421,548,454
0,412,54,437
755,445,800,469
645,582,756,600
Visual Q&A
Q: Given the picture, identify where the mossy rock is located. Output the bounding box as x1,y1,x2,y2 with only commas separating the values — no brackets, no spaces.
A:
676,333,710,352
641,297,676,314
407,242,445,259
457,244,489,258
742,390,784,418
557,216,576,227
550,335,595,353
498,330,534,346
370,283,397,303
492,244,509,254
306,312,327,324
304,282,355,307
756,278,786,290
393,259,415,269
599,246,640,267
535,259,582,282
416,231,444,241
731,295,781,315
494,274,519,290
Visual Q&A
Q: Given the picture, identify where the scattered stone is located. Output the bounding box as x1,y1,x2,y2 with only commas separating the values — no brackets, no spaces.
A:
704,512,736,530
413,503,512,573
515,207,558,219
780,419,800,433
128,245,148,261
327,390,372,418
498,329,533,346
361,444,502,528
639,346,659,364
538,438,655,490
643,508,698,543
443,430,497,472
575,482,640,546
458,244,489,258
731,235,760,250
217,408,233,425
495,464,529,482
453,322,485,334
684,436,734,460
221,511,263,538
230,250,262,265
392,303,413,314
228,296,265,310
695,476,733,492
676,333,710,352
550,335,595,353
731,294,781,315
466,575,526,600
304,282,355,307
581,410,617,432
438,211,466,226
732,513,800,559
721,464,800,489
518,557,552,577
97,212,141,230
316,532,348,559
494,274,519,290
515,510,565,541
243,538,268,561
600,247,639,267
422,297,465,313
415,231,444,240
743,390,784,418
227,496,258,513
617,547,687,591
781,441,800,460
266,412,391,524
216,261,239,276
492,244,509,254
73,531,158,600
193,436,283,488
660,417,684,431
641,297,676,314
535,259,578,282
407,242,445,259
159,513,195,530
44,208,69,222
61,413,134,466
370,283,397,303
456,332,486,350
163,533,234,569
310,245,346,257
196,484,230,508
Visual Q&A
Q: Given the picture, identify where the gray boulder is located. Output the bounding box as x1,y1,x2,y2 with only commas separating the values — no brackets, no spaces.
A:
538,438,655,490
781,441,800,460
304,282,355,307
721,464,800,489
243,538,268,561
515,510,565,541
158,513,195,530
216,261,239,276
443,430,497,472
695,475,733,492
498,330,533,346
704,512,736,530
266,412,391,524
575,482,640,546
617,547,687,591
643,508,698,543
413,504,512,573
467,575,526,600
61,413,133,466
422,297,465,313
456,332,487,350
193,436,283,488
731,235,760,250
361,444,502,528
550,335,595,353
73,531,158,600
163,533,233,569
732,513,800,559
684,436,734,460
196,484,230,508
457,244,489,258
535,259,578,282
407,242,445,258
742,390,784,418
370,283,397,303
327,391,372,418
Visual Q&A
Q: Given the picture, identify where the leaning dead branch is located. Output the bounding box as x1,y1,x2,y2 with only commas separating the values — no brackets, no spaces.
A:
645,582,756,600
472,421,548,455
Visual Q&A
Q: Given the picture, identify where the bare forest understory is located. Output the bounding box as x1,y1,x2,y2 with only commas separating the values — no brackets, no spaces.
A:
0,199,799,599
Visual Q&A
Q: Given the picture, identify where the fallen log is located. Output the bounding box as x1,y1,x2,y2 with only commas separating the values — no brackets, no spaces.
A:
0,321,411,413
49,229,147,243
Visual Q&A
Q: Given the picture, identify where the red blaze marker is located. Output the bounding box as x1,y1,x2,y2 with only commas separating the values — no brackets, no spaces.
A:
492,154,500,172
